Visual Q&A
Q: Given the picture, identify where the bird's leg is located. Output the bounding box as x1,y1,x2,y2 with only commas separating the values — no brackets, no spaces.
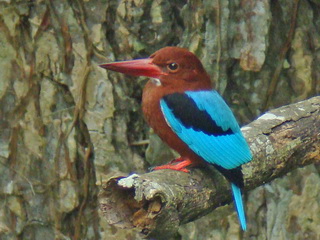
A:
153,158,193,173
168,156,184,164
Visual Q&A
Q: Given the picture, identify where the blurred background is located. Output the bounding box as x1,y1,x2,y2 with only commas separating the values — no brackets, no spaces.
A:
0,0,319,239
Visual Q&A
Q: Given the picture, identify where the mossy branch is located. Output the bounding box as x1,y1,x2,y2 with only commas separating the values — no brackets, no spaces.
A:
99,96,320,239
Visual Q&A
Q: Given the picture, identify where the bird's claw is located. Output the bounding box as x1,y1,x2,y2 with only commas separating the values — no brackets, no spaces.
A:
152,165,190,173
168,156,184,164
150,158,192,173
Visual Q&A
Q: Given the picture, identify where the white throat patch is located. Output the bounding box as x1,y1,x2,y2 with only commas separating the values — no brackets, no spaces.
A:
151,78,161,86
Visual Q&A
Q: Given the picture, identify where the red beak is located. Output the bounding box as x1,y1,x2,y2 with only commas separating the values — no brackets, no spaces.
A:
99,58,163,78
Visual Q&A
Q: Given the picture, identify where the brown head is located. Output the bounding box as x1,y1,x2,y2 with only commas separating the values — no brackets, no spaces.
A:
99,47,212,91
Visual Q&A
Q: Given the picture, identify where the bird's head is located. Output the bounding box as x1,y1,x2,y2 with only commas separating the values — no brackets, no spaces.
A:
99,47,212,90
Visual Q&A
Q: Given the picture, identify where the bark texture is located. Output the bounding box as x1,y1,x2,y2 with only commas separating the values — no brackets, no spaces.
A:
99,97,320,239
0,0,319,240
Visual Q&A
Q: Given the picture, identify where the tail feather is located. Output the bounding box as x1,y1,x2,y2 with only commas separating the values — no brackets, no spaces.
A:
231,183,247,231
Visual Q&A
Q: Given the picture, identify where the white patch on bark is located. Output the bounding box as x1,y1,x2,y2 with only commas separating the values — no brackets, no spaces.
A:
118,174,139,188
258,113,285,121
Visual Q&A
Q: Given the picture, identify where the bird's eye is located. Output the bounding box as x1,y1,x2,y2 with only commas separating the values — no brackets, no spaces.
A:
167,62,179,72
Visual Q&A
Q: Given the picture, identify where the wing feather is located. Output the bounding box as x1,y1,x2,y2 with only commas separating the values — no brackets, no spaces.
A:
160,90,252,169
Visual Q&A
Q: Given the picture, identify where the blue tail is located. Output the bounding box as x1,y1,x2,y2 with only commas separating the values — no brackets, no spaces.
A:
231,183,247,231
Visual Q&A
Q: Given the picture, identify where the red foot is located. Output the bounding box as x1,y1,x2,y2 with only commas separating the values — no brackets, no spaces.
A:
168,156,184,164
153,158,193,173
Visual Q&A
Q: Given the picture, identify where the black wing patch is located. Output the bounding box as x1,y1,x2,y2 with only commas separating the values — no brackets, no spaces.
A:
162,93,233,136
213,165,244,188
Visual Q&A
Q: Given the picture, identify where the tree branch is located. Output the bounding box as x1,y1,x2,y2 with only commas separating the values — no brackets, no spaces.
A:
99,96,320,239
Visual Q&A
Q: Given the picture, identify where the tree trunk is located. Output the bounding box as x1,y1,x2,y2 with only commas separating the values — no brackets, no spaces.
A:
0,0,319,240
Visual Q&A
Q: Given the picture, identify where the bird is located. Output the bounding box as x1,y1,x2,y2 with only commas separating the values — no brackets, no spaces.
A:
99,47,252,231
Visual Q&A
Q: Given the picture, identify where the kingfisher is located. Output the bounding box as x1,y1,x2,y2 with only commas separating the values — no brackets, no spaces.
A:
100,47,252,230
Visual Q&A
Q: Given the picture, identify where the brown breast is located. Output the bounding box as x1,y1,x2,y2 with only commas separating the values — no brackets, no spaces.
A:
142,81,203,163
